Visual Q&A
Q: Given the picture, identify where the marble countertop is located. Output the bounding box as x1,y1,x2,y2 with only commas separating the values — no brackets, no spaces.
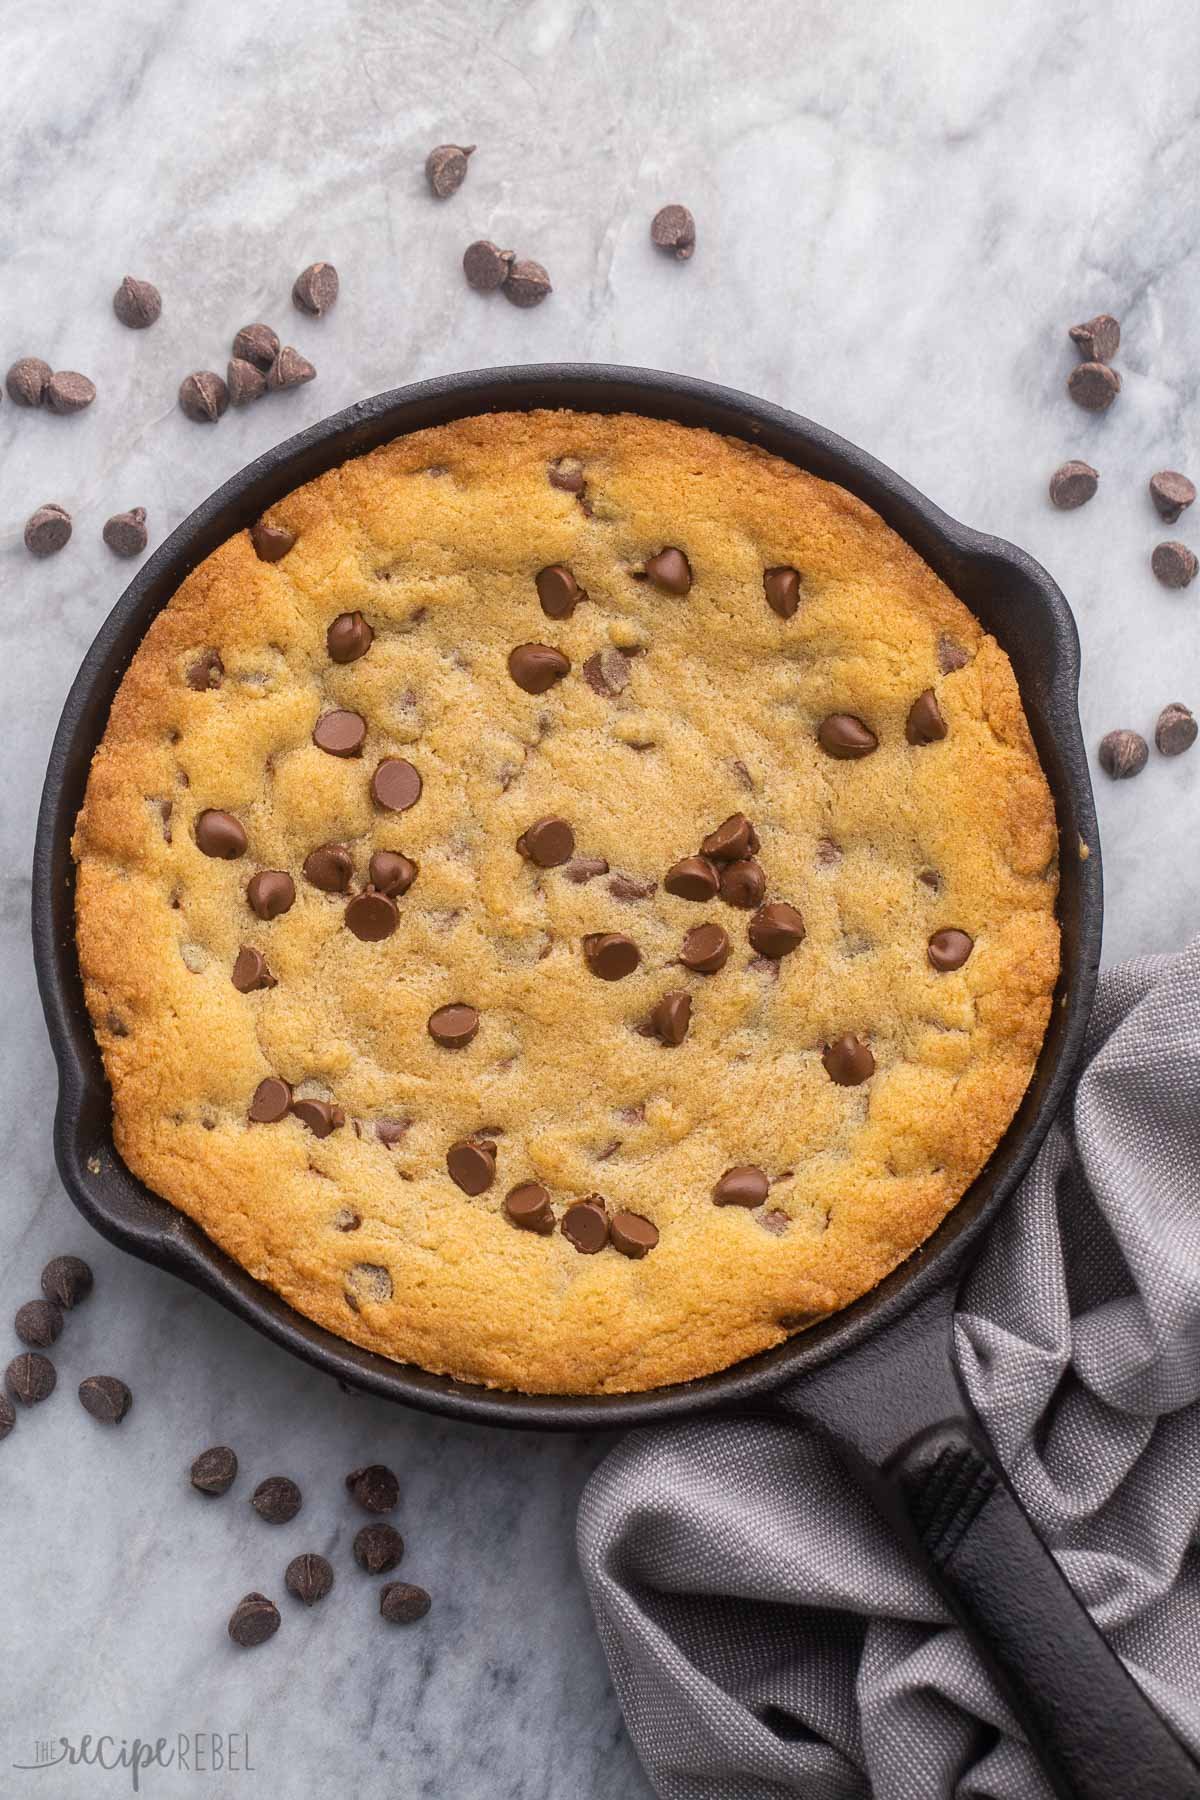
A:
3,2,1198,1795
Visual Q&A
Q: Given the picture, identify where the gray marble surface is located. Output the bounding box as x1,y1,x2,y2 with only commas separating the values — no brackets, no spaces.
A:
3,1,1199,1795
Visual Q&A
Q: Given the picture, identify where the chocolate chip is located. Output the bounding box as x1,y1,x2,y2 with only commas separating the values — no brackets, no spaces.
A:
354,1523,404,1573
462,239,515,290
380,1582,431,1624
1155,702,1197,758
15,1300,63,1348
701,814,759,862
41,1256,93,1309
326,610,373,662
232,324,280,370
758,566,802,621
548,457,586,494
45,370,96,414
608,872,656,901
229,1594,281,1648
583,648,631,697
6,356,51,405
679,923,730,974
712,1166,768,1208
516,816,575,868
719,859,766,909
251,1475,302,1523
563,856,609,884
928,928,974,971
286,1553,334,1606
292,261,339,316
503,259,552,307
818,714,878,759
606,1212,657,1259
643,547,692,594
345,1263,393,1309
650,203,696,261
78,1375,132,1424
372,758,423,812
303,843,354,892
267,346,316,390
822,1034,875,1085
447,1138,497,1196
1149,471,1196,524
293,1099,345,1138
247,870,296,919
906,690,947,745
232,946,276,992
346,1463,400,1513
369,850,418,896
249,1077,293,1123
376,1119,412,1146
345,890,399,941
1069,313,1120,362
1049,461,1098,509
247,519,296,565
191,1445,238,1495
227,358,267,406
650,990,692,1045
508,642,571,693
0,1395,14,1441
918,868,941,891
428,1003,479,1048
312,709,367,757
6,1353,56,1406
504,1182,555,1234
816,838,841,866
426,142,475,197
112,275,161,329
938,635,969,674
1067,362,1120,411
534,565,584,619
24,503,72,557
178,370,228,422
102,507,148,557
664,856,720,901
583,932,640,980
1151,541,1198,589
561,1199,610,1253
748,902,806,958
333,1208,362,1231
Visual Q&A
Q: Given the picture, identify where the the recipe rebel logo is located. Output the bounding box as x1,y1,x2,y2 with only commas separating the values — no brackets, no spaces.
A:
12,1732,254,1791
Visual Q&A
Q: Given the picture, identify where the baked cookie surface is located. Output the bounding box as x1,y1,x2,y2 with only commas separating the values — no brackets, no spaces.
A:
73,410,1059,1393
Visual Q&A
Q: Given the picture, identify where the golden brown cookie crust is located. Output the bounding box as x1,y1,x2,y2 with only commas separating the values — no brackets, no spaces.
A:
73,411,1060,1393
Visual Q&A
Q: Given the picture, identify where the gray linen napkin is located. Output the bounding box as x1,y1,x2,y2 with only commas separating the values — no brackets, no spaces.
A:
578,942,1200,1799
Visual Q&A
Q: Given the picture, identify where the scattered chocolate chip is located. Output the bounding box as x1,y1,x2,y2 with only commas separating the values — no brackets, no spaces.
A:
504,1182,555,1234
561,1199,610,1253
1151,541,1198,589
650,203,696,261
548,457,585,494
346,1463,399,1514
918,868,941,891
229,1593,280,1647
502,259,552,308
14,1300,63,1349
748,902,806,958
664,855,720,901
345,1263,393,1309
178,370,228,422
232,323,280,370
928,928,974,971
286,1552,334,1606
426,142,475,197
227,358,268,406
251,1476,302,1523
643,547,692,595
563,856,609,883
938,635,969,674
816,838,842,866
6,356,52,405
376,1119,412,1146
369,850,418,896
345,890,399,941
24,503,72,557
463,239,515,291
713,1166,768,1208
102,507,148,557
906,690,947,745
0,1396,13,1441
185,652,223,698
6,1353,56,1406
763,566,801,618
248,522,298,571
293,1099,344,1138
112,275,161,329
818,714,878,759
608,872,656,901
1068,313,1120,363
1149,471,1196,524
428,1003,479,1049
247,870,296,919
822,1034,875,1085
508,642,571,693
702,814,759,862
534,564,584,619
583,648,631,697
41,1256,93,1309
78,1375,132,1424
267,346,316,390
249,1077,293,1123
292,261,339,316
583,932,640,980
231,946,276,992
326,610,373,662
447,1138,497,1196
45,370,96,414
1155,702,1197,758
372,758,423,812
610,1211,659,1258
313,708,367,757
333,1208,362,1231
303,843,354,892
719,859,766,910
650,990,692,1045
1049,461,1099,509
380,1582,431,1624
354,1522,405,1573
191,1445,238,1495
679,923,730,974
517,816,575,867
1067,362,1120,412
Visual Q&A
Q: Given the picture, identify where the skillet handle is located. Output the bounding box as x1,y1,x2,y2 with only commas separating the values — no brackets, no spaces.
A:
883,1422,1200,1800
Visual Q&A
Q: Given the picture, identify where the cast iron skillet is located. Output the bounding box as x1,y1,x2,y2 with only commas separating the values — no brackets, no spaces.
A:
33,367,1197,1798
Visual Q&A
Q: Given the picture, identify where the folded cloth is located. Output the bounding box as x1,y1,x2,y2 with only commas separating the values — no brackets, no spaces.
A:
578,944,1200,1799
